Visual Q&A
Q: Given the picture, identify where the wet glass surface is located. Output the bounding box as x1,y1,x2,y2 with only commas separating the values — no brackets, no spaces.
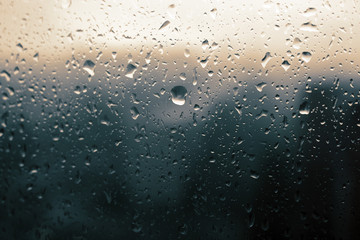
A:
1,1,360,239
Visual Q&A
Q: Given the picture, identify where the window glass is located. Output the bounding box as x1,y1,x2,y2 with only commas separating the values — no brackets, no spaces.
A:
1,0,359,239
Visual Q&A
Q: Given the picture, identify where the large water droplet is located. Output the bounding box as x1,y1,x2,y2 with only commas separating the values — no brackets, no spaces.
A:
200,57,209,68
255,82,267,92
202,39,209,50
0,70,11,82
171,86,187,106
281,60,291,71
83,60,95,76
125,64,137,78
299,101,310,115
261,52,272,68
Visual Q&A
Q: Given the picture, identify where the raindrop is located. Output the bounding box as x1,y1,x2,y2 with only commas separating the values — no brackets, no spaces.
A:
261,52,272,68
33,53,39,62
281,60,291,71
256,82,267,92
293,37,302,49
83,60,95,76
303,7,317,17
167,4,176,19
202,39,209,50
178,224,188,235
210,8,217,19
300,22,318,32
250,170,259,179
16,43,23,52
200,57,209,68
111,52,117,60
301,52,312,63
170,86,187,106
184,49,190,58
299,101,310,115
130,107,139,120
179,72,186,80
125,64,137,78
0,70,11,82
159,20,170,30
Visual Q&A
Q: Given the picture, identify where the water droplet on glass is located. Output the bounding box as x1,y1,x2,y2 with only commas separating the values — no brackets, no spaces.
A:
179,72,186,81
300,22,318,32
250,170,259,179
159,20,170,30
16,43,23,52
130,107,139,120
83,60,95,76
299,101,310,115
202,39,209,50
261,52,272,68
200,57,209,68
293,37,302,49
33,53,39,62
0,70,11,82
178,223,188,235
167,4,176,19
171,86,187,106
256,82,267,92
281,60,291,71
125,64,137,78
111,51,117,60
301,52,312,63
184,49,190,58
210,8,217,19
303,7,317,17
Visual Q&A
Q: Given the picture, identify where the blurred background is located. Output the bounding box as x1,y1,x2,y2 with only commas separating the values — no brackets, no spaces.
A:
1,0,360,239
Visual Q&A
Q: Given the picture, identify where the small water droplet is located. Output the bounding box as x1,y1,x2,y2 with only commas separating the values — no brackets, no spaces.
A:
16,43,23,52
179,72,186,80
250,170,259,179
303,7,317,17
159,20,170,30
33,53,39,62
130,107,139,120
210,8,217,19
300,22,318,32
171,86,187,106
301,52,312,63
178,223,188,235
293,37,302,49
184,49,190,58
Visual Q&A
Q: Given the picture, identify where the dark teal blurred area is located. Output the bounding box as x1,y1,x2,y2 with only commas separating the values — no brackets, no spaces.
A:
1,56,360,239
